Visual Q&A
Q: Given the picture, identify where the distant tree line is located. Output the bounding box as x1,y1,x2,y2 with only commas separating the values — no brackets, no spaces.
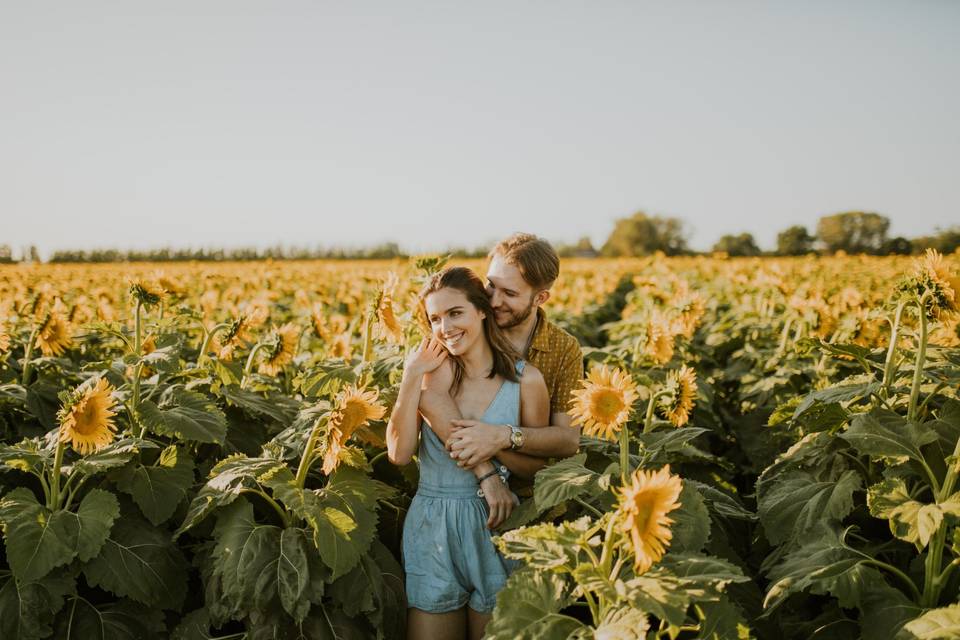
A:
596,211,959,257
3,212,957,263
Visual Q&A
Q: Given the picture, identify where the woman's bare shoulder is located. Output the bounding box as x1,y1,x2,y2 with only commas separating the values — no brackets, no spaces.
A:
519,362,546,388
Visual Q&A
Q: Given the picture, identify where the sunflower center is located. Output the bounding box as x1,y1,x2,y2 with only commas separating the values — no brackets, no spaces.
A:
72,401,103,436
591,389,624,422
632,501,654,532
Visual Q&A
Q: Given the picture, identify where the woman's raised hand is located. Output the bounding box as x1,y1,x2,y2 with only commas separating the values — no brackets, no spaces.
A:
404,337,448,377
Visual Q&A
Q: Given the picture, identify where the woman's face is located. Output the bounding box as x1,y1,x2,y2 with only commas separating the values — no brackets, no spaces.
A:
424,287,485,357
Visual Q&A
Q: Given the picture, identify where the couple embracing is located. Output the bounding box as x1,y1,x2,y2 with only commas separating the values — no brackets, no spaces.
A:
386,233,584,640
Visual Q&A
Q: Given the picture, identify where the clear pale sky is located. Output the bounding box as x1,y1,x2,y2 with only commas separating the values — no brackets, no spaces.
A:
2,1,958,257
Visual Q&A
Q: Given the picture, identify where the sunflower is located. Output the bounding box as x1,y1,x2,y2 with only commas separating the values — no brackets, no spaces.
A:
310,302,327,340
35,313,73,356
58,378,118,454
568,365,639,441
645,311,677,365
321,386,387,474
129,279,165,307
217,315,253,361
658,365,697,427
258,323,299,375
915,249,960,320
376,272,404,344
0,319,10,354
615,465,683,574
154,272,185,298
673,288,706,339
930,314,960,347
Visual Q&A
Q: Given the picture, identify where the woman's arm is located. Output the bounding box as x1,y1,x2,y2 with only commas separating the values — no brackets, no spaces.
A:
493,364,551,479
386,338,446,465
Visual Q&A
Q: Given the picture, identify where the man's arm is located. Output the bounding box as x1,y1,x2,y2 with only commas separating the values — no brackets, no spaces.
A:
446,339,584,466
446,412,579,468
419,364,553,474
417,362,518,528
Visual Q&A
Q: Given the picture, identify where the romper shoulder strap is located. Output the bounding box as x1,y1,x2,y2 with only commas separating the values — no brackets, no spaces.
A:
515,359,526,376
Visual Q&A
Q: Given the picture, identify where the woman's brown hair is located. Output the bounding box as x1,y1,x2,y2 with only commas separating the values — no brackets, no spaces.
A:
418,266,520,395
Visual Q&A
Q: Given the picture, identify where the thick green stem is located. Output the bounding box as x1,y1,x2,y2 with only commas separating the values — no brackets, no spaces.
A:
642,391,664,435
131,301,145,437
619,422,631,484
881,300,907,399
907,297,929,423
598,515,617,577
20,325,40,385
923,531,947,607
294,416,327,489
48,435,66,511
241,342,271,388
197,322,230,365
920,415,960,607
361,310,374,364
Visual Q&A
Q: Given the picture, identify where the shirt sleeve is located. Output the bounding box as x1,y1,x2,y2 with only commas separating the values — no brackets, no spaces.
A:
551,339,585,416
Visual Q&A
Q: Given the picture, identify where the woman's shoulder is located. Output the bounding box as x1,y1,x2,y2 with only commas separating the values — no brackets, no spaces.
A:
518,360,545,387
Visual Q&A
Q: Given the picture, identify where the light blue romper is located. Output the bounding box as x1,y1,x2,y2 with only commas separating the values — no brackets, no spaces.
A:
402,361,525,613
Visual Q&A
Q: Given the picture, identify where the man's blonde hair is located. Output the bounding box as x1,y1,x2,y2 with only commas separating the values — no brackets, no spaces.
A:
489,233,560,291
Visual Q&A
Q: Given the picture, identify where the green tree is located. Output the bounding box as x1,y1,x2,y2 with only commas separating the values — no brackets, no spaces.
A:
601,212,688,257
557,236,598,258
912,227,960,254
712,233,760,257
816,212,890,254
880,236,913,255
776,225,815,256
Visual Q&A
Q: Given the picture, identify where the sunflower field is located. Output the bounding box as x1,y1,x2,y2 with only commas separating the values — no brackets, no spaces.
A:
1,251,959,639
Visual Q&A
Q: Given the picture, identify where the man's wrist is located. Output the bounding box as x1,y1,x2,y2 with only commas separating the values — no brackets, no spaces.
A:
499,424,514,450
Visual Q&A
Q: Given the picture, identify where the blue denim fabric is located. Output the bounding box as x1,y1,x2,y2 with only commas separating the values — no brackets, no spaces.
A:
402,361,525,613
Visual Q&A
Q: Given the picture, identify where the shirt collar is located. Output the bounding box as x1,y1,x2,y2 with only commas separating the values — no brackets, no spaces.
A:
527,307,552,355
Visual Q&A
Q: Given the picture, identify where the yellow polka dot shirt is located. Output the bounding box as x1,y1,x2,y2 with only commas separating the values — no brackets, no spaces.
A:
526,308,584,416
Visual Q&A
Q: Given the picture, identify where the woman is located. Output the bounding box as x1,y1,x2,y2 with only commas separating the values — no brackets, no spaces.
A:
386,266,550,640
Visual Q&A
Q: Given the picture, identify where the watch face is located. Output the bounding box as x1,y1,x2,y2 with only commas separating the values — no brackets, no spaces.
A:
511,431,523,447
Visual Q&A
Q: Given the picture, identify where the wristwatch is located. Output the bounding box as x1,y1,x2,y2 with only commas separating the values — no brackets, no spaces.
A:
506,423,524,450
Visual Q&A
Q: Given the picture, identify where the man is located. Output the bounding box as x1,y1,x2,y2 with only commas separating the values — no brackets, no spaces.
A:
419,233,583,514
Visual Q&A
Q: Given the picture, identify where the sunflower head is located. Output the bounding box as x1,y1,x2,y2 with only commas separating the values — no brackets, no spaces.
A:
321,386,387,474
645,311,678,365
658,365,697,428
258,323,299,376
376,272,404,344
568,365,640,441
673,289,706,339
910,249,960,320
35,312,73,357
615,465,683,573
58,377,118,455
0,319,9,354
217,315,252,360
130,280,165,307
311,303,327,340
154,272,185,297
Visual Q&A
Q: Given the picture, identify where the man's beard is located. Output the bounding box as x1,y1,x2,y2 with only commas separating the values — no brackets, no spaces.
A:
497,295,535,329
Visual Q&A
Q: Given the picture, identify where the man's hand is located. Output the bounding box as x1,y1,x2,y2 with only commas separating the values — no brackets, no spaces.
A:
447,420,511,469
479,474,518,529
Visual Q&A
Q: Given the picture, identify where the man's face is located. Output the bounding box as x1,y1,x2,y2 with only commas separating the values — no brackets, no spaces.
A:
485,254,537,329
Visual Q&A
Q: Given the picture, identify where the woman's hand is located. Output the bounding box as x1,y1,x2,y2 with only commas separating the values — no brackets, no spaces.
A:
480,475,518,529
404,337,447,378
